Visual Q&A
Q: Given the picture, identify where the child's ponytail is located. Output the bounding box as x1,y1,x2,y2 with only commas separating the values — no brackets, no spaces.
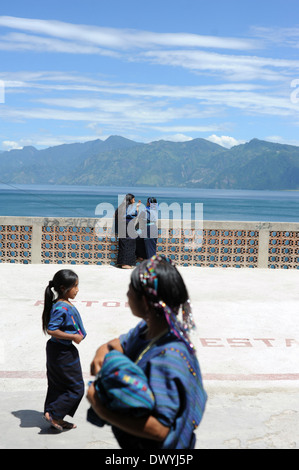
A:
42,281,55,334
41,269,78,334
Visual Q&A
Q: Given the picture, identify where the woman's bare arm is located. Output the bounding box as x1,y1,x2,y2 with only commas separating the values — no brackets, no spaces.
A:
86,382,169,442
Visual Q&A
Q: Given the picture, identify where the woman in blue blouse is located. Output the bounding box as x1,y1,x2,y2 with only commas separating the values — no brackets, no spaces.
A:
136,197,159,260
87,255,207,449
42,269,87,431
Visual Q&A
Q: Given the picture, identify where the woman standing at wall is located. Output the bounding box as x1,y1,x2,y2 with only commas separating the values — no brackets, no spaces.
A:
114,193,141,269
136,197,159,260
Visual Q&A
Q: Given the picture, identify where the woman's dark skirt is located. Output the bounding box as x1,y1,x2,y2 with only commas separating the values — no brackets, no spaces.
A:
44,340,84,420
136,224,158,260
117,238,136,266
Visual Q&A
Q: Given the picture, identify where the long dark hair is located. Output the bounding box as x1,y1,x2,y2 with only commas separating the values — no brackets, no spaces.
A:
114,193,135,234
115,193,135,217
147,197,157,205
131,255,196,353
42,269,78,333
130,255,188,313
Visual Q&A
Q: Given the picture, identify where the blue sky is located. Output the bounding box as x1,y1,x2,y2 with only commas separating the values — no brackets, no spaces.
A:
0,0,299,151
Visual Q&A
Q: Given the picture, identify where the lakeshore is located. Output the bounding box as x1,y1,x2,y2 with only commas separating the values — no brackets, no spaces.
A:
1,184,299,222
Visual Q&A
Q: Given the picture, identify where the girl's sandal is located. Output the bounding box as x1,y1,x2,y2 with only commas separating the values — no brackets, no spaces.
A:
51,421,64,432
43,413,63,432
61,421,77,430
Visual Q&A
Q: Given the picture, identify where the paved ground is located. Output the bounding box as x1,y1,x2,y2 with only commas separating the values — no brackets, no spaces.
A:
0,263,298,449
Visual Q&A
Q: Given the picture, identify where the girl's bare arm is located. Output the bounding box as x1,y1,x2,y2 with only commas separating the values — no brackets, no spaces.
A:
47,329,83,344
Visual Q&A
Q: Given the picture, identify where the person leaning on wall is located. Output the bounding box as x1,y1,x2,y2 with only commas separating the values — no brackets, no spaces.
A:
136,197,159,261
114,193,141,269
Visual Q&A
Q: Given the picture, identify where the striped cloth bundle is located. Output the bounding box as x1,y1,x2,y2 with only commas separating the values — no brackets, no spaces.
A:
87,349,155,427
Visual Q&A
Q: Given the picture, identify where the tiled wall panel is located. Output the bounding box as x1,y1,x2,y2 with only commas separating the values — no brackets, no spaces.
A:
1,217,299,268
268,230,299,269
0,224,32,264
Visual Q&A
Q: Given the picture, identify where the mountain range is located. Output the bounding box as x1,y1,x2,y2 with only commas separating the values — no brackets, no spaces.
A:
1,135,299,190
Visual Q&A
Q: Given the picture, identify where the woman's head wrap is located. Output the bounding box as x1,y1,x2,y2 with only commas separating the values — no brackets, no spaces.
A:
139,255,196,353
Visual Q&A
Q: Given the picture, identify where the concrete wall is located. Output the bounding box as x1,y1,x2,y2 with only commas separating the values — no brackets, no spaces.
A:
1,216,299,268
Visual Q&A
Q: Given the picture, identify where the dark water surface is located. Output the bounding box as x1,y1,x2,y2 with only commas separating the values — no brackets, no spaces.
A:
0,184,299,222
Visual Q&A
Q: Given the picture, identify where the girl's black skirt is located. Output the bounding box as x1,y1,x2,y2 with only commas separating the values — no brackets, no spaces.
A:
44,339,84,420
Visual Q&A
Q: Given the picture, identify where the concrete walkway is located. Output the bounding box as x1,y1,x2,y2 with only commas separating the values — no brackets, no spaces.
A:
0,263,298,449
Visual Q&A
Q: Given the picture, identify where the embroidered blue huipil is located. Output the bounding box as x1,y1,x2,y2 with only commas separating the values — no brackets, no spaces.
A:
47,301,87,345
117,320,207,449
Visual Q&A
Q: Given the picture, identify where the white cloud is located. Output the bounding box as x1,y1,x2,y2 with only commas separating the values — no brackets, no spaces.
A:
0,32,119,57
164,134,194,142
0,100,211,126
252,26,299,49
0,16,258,51
2,140,23,150
1,68,298,133
207,135,245,148
143,49,299,81
152,125,224,133
1,72,266,98
1,18,294,84
265,135,299,147
1,134,112,150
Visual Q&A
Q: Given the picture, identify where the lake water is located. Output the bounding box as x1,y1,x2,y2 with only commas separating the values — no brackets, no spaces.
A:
0,183,299,222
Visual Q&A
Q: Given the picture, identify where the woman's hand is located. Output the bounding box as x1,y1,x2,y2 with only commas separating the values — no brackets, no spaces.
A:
86,381,101,409
90,346,107,375
136,200,141,213
90,338,124,376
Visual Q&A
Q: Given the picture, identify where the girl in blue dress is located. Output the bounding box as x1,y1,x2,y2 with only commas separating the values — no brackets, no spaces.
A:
42,269,87,431
87,255,207,449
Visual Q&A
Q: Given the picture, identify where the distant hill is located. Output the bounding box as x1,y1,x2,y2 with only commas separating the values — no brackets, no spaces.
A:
1,135,299,190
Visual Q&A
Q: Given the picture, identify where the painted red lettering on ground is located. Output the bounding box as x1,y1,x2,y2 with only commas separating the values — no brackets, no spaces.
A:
200,338,224,347
227,338,253,347
254,338,275,347
285,338,299,347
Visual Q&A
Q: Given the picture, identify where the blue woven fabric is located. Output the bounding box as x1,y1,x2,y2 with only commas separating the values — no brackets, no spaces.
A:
87,349,155,427
95,350,155,411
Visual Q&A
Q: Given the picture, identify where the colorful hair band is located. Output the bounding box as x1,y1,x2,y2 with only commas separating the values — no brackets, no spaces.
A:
139,255,196,353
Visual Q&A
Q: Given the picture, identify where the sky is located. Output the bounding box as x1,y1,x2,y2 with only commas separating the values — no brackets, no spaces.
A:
0,0,299,151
